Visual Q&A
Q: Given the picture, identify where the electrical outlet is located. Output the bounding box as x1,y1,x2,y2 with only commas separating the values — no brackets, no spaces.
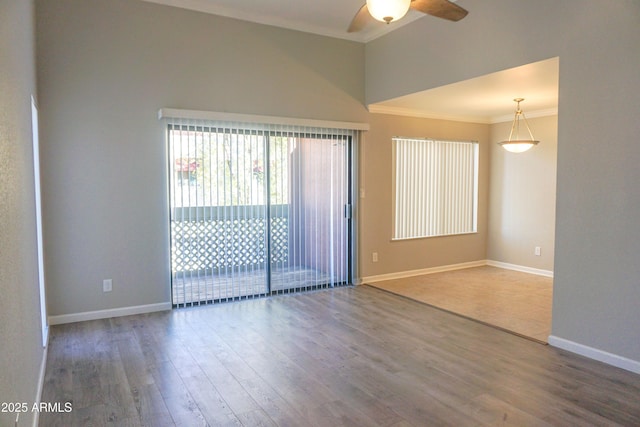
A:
535,246,541,256
103,279,113,292
372,252,378,262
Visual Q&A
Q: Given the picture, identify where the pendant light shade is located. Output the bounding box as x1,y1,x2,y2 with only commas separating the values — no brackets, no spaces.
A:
366,0,411,23
498,98,539,153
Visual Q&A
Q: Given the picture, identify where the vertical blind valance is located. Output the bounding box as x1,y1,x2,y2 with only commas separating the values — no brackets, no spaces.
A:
158,108,370,132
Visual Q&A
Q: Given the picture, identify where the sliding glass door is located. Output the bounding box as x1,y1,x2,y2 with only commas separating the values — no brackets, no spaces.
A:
168,122,353,306
271,133,351,293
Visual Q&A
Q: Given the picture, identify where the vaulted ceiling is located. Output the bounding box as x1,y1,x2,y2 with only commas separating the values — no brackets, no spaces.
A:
141,0,429,42
141,0,559,122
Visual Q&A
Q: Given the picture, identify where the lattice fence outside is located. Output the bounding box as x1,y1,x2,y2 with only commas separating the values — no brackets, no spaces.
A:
171,206,289,274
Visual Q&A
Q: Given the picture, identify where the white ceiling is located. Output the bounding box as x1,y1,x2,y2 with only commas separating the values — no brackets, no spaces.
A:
140,0,426,43
369,57,560,124
140,0,559,122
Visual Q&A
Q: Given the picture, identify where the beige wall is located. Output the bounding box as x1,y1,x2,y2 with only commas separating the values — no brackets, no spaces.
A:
487,115,558,272
366,0,640,363
36,0,367,317
34,0,640,369
359,113,490,278
0,0,46,425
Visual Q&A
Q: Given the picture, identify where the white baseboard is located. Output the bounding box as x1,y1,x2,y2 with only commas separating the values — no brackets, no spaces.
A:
48,302,172,325
361,260,487,284
548,335,640,374
486,260,554,278
33,340,48,427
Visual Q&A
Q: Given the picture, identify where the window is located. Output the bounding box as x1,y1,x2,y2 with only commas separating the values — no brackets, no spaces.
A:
393,137,478,240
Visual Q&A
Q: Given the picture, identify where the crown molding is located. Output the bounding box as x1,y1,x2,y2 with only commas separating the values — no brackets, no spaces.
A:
367,104,490,124
490,107,558,124
368,104,558,124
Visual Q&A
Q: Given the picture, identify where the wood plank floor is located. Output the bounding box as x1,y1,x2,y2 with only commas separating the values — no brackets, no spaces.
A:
367,266,552,343
39,286,640,426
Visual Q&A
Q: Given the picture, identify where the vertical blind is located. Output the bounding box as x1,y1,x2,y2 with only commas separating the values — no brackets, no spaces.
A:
163,113,360,306
393,137,478,240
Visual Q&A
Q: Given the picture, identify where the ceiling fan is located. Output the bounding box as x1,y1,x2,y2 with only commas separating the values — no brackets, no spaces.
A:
348,0,468,32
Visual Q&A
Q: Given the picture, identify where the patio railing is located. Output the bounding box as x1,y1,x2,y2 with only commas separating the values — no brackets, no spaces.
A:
171,204,289,274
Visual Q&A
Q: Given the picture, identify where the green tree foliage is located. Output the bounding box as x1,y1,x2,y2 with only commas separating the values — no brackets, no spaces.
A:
169,129,290,208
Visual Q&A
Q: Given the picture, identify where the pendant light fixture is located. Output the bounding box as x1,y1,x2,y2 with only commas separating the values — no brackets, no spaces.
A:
498,98,540,153
366,0,411,24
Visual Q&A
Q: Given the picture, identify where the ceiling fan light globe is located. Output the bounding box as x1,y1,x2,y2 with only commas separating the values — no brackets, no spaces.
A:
366,0,411,23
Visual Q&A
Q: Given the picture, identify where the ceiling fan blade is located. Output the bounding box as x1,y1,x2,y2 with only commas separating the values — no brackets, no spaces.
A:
348,4,373,33
410,0,468,22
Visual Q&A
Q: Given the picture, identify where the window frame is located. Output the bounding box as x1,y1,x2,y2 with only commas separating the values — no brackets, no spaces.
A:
392,137,479,241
